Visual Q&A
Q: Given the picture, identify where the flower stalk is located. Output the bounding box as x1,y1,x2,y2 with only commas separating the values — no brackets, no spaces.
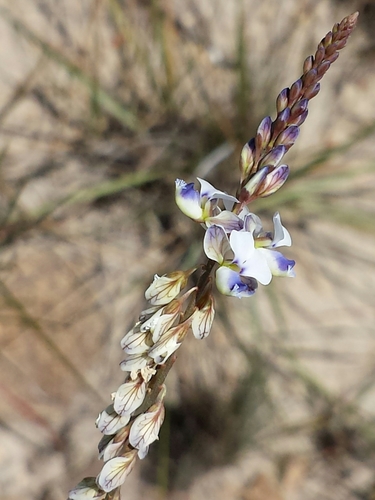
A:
68,12,358,500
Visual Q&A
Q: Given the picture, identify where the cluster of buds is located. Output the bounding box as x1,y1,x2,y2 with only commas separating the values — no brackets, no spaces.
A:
68,270,215,500
68,12,358,500
238,11,359,205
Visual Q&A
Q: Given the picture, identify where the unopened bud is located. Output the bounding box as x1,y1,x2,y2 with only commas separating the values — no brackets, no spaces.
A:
239,139,256,180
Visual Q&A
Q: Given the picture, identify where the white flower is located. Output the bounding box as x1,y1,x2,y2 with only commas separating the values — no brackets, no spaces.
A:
175,178,240,230
129,389,165,458
145,271,190,305
113,377,146,416
96,406,130,435
96,452,137,492
204,212,295,297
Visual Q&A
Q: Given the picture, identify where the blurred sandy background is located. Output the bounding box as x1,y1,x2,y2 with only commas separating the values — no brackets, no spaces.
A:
0,1,375,499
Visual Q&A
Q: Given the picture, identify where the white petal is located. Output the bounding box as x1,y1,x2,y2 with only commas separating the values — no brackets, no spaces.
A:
271,212,292,247
68,478,106,500
114,379,146,416
137,445,149,459
230,231,272,285
198,177,238,203
96,453,137,492
230,230,256,266
241,250,272,285
102,440,124,462
203,225,228,264
120,353,153,373
96,409,130,435
215,267,258,298
145,272,186,305
243,213,263,235
129,403,165,450
148,333,180,364
206,210,243,231
151,313,178,343
121,328,150,354
191,300,215,339
140,307,164,332
175,179,203,220
258,248,296,277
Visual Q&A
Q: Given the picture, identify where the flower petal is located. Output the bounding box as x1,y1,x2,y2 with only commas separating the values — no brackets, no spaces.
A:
120,353,153,373
206,210,243,231
271,212,292,247
96,407,130,435
258,248,296,277
198,177,238,204
102,439,124,462
230,231,272,285
203,225,229,264
151,313,179,343
191,297,215,339
113,378,146,416
175,179,203,220
129,401,165,451
96,453,137,492
243,213,263,235
148,331,180,364
215,267,258,298
145,271,188,305
242,166,269,197
121,327,150,355
137,445,149,460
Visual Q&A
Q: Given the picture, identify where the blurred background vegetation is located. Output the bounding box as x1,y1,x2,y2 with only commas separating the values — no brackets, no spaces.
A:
0,1,375,499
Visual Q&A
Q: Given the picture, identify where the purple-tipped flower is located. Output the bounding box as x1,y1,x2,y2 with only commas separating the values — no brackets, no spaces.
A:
203,212,295,297
175,178,239,231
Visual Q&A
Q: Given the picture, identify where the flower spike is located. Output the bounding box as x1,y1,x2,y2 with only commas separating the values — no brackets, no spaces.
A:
68,12,358,500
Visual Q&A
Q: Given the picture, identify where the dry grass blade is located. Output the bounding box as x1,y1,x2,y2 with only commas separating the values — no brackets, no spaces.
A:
0,6,140,132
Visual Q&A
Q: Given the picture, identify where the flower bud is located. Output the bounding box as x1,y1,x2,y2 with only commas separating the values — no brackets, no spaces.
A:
259,145,286,169
276,88,289,113
275,126,300,150
256,165,289,197
256,116,272,149
239,139,256,180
